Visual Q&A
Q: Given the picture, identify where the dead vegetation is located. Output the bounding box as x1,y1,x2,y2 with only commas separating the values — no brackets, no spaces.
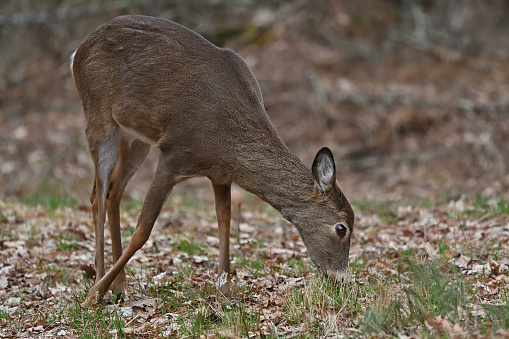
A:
0,194,508,337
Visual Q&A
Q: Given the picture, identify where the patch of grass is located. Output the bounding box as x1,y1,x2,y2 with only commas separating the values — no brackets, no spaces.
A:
55,232,87,251
21,180,78,210
33,278,129,339
121,225,136,240
179,196,212,213
176,238,204,255
0,308,9,320
284,271,378,336
351,201,399,224
375,203,399,224
495,197,509,214
364,255,469,335
138,266,265,337
25,224,42,248
120,195,143,212
68,298,126,338
234,254,267,278
279,257,311,276
438,239,451,255
173,296,263,337
469,196,509,217
483,302,509,331
284,259,388,336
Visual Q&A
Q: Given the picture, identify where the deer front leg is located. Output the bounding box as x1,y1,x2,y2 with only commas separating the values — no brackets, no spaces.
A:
212,183,232,296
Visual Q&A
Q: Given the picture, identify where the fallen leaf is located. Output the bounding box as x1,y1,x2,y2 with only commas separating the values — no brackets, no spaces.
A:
443,250,458,259
425,315,452,334
24,274,41,286
490,261,500,275
80,264,95,279
129,298,163,319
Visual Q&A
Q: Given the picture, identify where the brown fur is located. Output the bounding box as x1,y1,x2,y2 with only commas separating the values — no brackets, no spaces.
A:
72,15,354,304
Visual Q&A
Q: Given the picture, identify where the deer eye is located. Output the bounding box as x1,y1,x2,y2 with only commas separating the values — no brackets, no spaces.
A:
335,223,347,238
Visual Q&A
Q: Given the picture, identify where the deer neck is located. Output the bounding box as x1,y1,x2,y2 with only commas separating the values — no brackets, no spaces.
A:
234,139,315,225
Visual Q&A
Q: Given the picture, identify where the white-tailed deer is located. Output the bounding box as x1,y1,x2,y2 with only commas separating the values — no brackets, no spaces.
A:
71,15,354,304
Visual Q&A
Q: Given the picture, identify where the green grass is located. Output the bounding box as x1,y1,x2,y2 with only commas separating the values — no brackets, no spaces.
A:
1,276,117,337
0,308,9,320
27,277,131,338
55,232,87,251
284,269,380,336
482,302,509,331
121,225,136,241
176,238,205,255
474,196,509,215
351,201,400,224
175,298,263,337
21,180,78,210
136,265,266,337
66,288,127,338
279,257,310,276
119,194,144,212
361,253,509,336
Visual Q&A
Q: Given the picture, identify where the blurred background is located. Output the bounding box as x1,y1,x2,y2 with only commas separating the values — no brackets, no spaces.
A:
1,0,508,206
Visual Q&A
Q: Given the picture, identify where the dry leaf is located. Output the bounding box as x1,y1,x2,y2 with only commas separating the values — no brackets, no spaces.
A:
490,261,500,275
80,264,95,279
425,315,452,334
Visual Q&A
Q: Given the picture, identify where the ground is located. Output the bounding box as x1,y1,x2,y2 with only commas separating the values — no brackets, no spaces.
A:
0,192,508,337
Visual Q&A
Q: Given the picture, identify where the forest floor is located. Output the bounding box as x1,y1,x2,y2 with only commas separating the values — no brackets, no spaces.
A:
0,191,508,337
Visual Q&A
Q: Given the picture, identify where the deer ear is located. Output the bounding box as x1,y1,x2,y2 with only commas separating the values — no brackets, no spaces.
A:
312,147,336,196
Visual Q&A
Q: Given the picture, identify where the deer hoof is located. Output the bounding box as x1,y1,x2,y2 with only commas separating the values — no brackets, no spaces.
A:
82,285,104,307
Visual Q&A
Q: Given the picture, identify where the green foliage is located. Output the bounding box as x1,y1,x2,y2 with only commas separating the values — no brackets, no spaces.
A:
21,180,78,210
351,201,400,224
375,203,399,223
66,299,127,338
280,257,310,277
234,255,266,278
483,303,509,330
0,308,9,320
470,196,509,216
176,238,204,255
364,255,468,335
55,232,87,251
120,195,143,211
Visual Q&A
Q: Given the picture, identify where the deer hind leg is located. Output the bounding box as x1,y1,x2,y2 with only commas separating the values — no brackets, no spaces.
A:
84,155,177,305
107,137,151,295
212,183,232,296
89,126,119,283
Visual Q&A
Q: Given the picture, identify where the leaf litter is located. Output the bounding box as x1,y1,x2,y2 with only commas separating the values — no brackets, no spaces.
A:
0,194,508,337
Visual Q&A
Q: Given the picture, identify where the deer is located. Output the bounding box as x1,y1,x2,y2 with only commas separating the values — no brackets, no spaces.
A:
71,15,354,305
